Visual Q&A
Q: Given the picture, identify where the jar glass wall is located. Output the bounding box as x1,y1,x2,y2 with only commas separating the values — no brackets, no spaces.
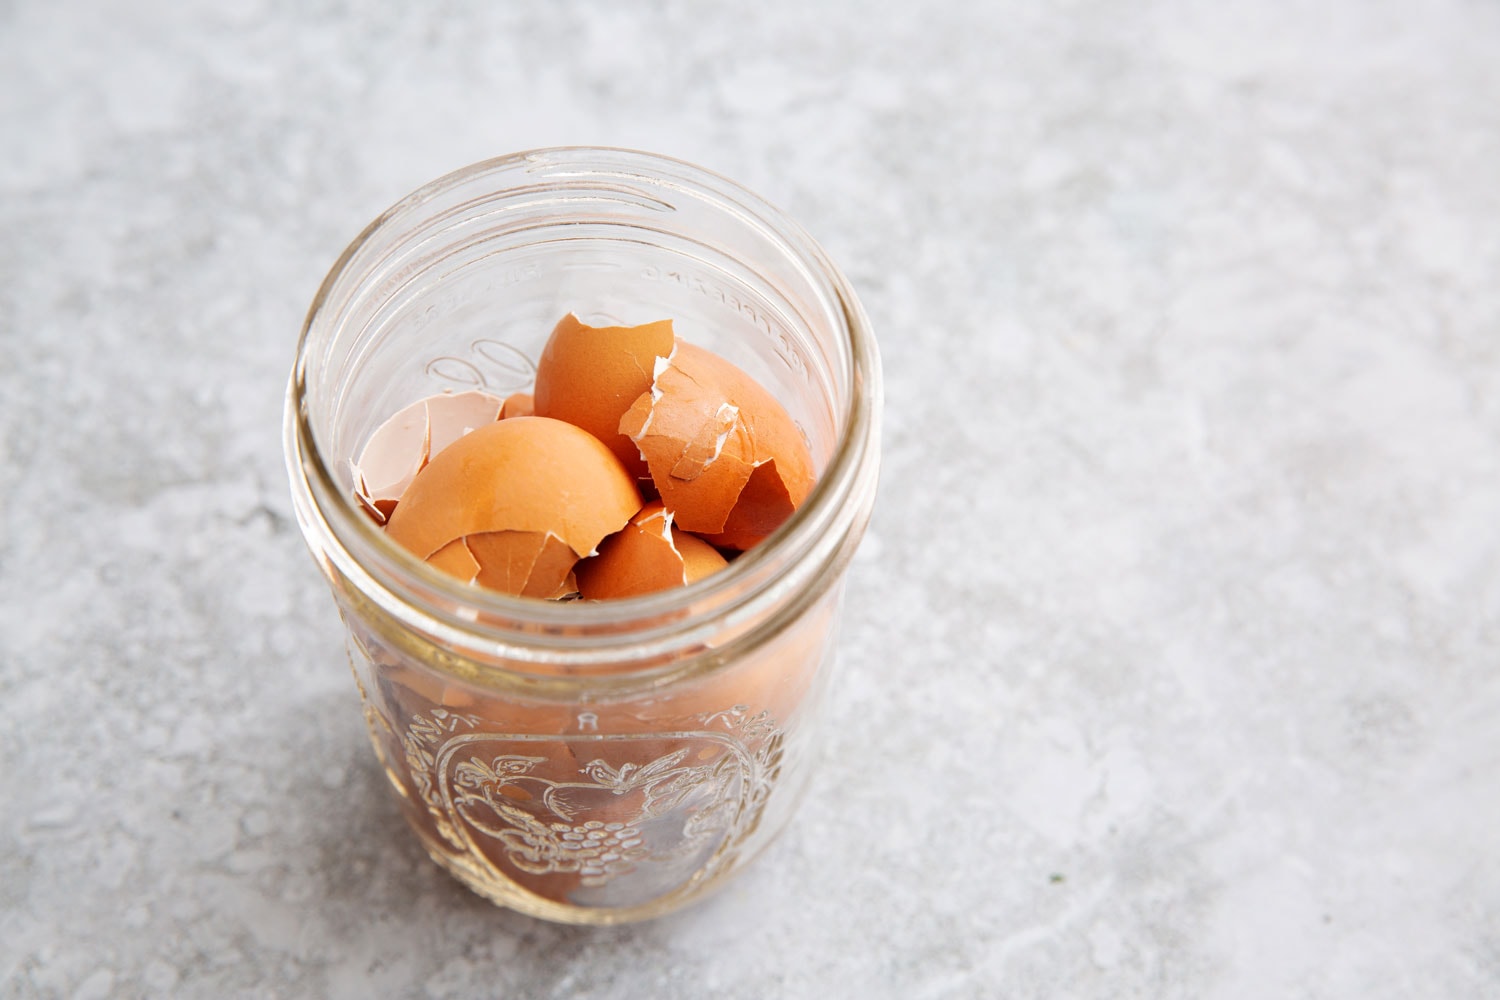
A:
284,148,881,924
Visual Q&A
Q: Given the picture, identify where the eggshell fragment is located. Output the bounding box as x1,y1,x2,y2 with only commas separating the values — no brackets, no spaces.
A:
705,458,801,550
532,313,675,479
574,501,729,600
500,392,533,419
619,342,815,548
353,389,506,522
353,403,427,523
426,390,506,453
426,537,482,582
384,416,642,595
466,530,580,599
422,534,576,598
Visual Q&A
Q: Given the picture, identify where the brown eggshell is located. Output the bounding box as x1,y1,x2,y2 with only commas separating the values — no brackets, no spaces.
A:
466,530,579,599
500,392,534,419
384,417,642,595
574,501,729,600
678,528,731,584
620,343,815,548
426,537,482,583
701,458,800,550
532,313,675,479
618,363,753,534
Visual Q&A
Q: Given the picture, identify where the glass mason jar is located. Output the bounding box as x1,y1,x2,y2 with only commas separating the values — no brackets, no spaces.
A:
283,148,882,924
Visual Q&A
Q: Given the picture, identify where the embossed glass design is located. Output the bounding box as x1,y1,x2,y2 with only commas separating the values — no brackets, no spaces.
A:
284,148,882,924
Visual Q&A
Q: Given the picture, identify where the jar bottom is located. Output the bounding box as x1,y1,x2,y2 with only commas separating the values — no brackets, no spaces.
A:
378,702,809,923
411,823,776,924
342,595,839,924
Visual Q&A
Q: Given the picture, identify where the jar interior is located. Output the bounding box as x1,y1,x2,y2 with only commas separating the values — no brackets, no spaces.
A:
310,225,849,494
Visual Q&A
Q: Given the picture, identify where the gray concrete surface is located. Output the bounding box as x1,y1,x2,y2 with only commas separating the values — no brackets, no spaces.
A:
3,1,1499,997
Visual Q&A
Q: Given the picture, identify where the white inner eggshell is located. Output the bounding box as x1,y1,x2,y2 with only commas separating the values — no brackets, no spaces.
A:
353,389,506,521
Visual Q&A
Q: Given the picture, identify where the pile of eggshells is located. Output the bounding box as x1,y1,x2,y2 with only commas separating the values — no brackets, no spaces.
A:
351,314,815,600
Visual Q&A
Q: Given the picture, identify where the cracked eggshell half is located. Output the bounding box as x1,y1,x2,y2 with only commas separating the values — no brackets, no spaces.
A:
352,389,507,523
383,416,643,597
532,313,675,480
574,501,729,600
619,342,816,549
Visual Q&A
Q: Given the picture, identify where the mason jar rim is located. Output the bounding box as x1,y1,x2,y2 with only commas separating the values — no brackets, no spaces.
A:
284,147,881,681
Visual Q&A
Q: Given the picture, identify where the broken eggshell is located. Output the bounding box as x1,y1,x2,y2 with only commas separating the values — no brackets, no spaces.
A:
574,501,729,600
532,313,675,480
355,315,816,600
352,389,507,523
619,341,816,549
383,416,643,597
500,392,534,419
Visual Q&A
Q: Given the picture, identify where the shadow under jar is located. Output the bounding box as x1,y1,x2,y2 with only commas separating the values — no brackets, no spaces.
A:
284,148,882,924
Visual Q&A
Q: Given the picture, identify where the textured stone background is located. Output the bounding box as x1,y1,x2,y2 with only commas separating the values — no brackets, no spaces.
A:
4,1,1500,997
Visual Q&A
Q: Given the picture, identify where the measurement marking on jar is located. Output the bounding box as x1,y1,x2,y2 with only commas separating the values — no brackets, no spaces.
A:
425,339,538,391
500,264,540,286
640,265,811,383
425,356,486,387
470,339,536,387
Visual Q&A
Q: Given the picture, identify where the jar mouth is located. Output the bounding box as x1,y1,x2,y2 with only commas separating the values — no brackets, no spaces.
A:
285,147,882,675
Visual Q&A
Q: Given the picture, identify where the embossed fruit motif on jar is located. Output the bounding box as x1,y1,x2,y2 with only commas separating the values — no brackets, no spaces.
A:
284,148,882,924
